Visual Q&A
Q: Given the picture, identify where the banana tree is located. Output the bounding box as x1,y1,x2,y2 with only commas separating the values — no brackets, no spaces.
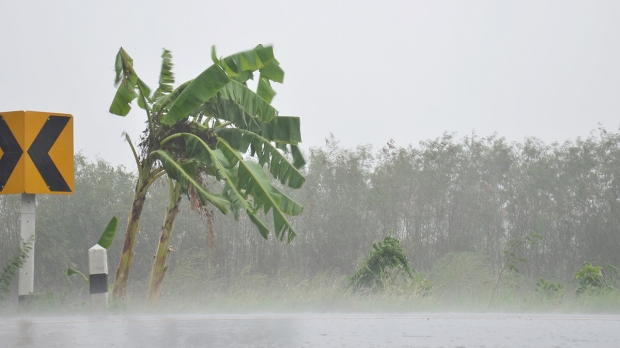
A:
109,45,305,301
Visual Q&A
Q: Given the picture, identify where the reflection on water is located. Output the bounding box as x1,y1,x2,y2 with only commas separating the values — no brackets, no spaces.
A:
1,313,619,347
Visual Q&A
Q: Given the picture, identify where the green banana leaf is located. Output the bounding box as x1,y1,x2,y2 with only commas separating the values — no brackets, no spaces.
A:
163,45,284,126
162,64,230,125
259,64,285,83
240,161,301,242
110,48,152,116
113,48,135,86
150,149,230,213
174,132,278,238
200,97,262,132
247,212,270,239
256,63,285,103
136,78,152,111
180,133,253,215
218,140,302,242
203,95,300,144
66,268,88,283
218,80,279,123
271,184,303,216
256,116,302,144
290,145,306,169
219,45,278,78
153,80,192,117
109,48,137,116
97,216,118,249
215,128,305,189
257,77,276,103
153,49,174,99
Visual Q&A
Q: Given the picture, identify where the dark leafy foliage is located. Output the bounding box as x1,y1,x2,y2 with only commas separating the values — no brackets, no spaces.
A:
575,262,615,295
349,235,413,291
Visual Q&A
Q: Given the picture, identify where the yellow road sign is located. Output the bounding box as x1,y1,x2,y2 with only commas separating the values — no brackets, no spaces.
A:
0,110,73,194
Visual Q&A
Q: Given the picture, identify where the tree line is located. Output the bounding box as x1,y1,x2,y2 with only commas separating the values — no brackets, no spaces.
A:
1,128,620,298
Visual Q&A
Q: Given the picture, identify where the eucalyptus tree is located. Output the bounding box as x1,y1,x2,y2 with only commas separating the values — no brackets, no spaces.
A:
109,45,305,301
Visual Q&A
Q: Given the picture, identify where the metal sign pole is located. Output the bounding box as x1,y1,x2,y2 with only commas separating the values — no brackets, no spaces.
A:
18,193,36,303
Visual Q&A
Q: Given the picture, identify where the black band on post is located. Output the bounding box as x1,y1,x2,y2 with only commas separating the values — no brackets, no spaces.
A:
89,273,108,294
18,295,29,303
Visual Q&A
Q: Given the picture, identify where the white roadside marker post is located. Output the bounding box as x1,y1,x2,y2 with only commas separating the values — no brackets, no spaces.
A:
18,193,36,303
88,244,108,311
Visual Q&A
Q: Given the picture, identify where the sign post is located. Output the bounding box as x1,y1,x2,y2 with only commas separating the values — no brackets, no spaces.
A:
0,110,73,304
18,194,36,302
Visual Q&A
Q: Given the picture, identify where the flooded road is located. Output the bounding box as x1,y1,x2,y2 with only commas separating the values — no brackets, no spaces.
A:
1,313,618,347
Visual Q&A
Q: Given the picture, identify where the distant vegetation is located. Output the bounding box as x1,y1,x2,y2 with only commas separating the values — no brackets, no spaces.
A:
2,127,620,312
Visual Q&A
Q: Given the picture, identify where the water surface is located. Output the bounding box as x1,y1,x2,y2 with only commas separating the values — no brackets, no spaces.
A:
1,313,618,347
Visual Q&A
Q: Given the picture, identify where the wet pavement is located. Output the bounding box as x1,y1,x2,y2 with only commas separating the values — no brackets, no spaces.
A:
1,313,619,347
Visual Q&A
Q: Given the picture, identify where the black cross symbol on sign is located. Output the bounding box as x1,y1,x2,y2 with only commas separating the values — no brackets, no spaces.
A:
28,116,72,192
0,116,23,190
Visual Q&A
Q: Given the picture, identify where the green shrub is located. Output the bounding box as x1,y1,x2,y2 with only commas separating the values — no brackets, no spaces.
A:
536,278,565,301
349,235,413,291
575,262,613,295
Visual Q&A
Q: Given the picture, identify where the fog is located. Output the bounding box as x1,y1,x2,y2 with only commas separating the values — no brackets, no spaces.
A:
2,131,620,313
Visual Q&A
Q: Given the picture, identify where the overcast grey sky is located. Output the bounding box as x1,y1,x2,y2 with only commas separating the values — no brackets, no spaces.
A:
2,1,619,170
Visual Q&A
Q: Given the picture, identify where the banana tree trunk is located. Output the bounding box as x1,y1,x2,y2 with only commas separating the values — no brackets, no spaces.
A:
112,167,154,300
146,180,182,305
